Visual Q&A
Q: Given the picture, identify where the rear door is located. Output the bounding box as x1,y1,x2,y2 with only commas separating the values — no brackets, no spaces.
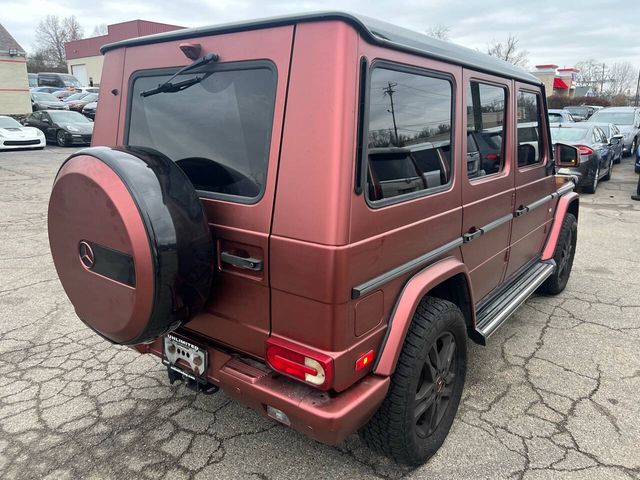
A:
506,85,555,278
461,71,514,301
120,26,294,357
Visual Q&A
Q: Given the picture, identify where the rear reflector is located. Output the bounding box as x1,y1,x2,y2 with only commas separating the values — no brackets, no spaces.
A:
265,338,333,390
355,350,375,371
266,405,291,426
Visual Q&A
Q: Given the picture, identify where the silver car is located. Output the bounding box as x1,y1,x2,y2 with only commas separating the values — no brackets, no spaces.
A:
588,107,640,156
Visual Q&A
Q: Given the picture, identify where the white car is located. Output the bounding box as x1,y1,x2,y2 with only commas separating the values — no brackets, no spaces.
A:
0,116,46,151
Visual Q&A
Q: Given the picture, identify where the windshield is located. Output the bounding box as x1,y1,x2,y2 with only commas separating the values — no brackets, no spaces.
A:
589,111,634,125
549,113,563,122
127,63,277,200
83,94,98,102
32,92,59,102
66,92,89,101
61,75,82,88
565,107,588,115
0,117,21,128
550,127,589,142
49,111,91,123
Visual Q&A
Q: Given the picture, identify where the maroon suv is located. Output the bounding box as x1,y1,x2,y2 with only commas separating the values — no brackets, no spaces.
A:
47,12,581,465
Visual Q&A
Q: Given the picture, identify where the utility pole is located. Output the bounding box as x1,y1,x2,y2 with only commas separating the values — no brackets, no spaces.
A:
383,82,399,144
635,67,640,107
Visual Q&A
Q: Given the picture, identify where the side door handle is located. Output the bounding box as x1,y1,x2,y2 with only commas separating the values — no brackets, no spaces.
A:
514,206,529,217
220,251,263,271
463,228,483,243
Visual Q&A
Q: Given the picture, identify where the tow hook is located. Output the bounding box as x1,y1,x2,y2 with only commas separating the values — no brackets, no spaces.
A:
166,365,219,395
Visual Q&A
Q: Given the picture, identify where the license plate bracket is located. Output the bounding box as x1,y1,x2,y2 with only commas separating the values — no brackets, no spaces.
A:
163,334,208,384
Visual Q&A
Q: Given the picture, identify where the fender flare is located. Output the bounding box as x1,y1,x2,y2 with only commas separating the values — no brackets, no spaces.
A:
541,192,579,261
373,257,474,376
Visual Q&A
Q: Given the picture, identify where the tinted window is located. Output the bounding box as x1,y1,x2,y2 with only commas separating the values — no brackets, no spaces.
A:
366,67,453,202
467,82,506,177
49,111,91,123
127,63,277,200
517,91,543,167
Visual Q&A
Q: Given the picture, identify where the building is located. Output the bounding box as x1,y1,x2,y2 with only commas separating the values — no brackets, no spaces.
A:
0,23,30,115
64,20,184,86
531,65,580,97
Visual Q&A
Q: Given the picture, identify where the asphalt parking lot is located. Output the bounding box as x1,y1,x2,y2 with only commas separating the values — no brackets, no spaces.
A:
1,146,639,480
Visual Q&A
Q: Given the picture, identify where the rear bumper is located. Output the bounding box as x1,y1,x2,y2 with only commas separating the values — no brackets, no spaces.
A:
137,334,390,445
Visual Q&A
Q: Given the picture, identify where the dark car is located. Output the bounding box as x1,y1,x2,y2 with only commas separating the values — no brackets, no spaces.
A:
82,101,97,120
37,72,82,89
30,92,70,111
584,122,624,163
563,106,594,122
23,110,93,147
66,93,98,112
551,123,613,193
635,144,640,173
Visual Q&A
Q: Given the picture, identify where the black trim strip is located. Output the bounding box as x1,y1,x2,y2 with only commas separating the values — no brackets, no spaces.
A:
351,237,463,299
480,213,513,234
354,56,368,195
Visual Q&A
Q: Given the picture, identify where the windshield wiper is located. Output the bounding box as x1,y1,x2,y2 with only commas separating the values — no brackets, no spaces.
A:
140,52,219,98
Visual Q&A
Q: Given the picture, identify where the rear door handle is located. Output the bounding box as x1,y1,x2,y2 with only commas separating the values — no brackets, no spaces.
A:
220,251,263,271
514,206,529,217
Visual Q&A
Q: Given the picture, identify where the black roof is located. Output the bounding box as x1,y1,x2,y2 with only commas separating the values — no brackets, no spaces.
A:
101,12,541,85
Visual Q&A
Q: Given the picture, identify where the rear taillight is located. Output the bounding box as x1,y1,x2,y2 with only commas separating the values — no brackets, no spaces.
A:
486,152,501,161
266,338,333,390
577,145,594,155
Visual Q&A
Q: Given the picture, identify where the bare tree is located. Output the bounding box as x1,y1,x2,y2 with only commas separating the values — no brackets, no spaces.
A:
91,24,108,37
34,15,84,68
606,62,635,96
486,34,528,68
426,24,451,41
574,59,607,92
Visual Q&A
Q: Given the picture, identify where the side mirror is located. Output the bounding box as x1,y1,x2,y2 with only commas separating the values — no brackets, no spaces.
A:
42,118,50,124
554,143,580,167
611,134,624,144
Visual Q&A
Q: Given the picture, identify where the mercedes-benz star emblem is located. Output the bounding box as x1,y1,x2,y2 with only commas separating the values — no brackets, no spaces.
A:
78,241,95,269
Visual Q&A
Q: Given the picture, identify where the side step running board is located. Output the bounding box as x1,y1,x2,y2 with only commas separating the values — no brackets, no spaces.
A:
471,261,556,345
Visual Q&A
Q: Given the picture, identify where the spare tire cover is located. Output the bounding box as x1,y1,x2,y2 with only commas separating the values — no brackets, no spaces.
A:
48,146,214,345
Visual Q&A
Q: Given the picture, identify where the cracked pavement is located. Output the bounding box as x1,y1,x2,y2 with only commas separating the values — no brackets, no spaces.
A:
1,146,639,480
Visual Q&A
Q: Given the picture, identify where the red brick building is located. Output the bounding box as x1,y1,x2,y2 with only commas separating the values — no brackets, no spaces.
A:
64,20,184,86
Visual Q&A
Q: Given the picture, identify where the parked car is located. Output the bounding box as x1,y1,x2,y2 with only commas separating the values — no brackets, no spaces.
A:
30,86,64,94
30,92,69,111
46,12,581,466
550,123,613,193
80,87,100,94
27,73,38,88
52,90,77,101
66,93,98,112
636,144,640,173
0,115,45,150
63,92,91,102
82,101,97,120
583,122,624,163
563,106,593,122
548,109,575,123
36,72,82,89
23,110,93,146
588,107,640,156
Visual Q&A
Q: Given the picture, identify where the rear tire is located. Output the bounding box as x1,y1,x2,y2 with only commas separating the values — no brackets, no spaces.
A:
539,213,577,295
602,158,613,181
583,166,599,194
359,297,467,466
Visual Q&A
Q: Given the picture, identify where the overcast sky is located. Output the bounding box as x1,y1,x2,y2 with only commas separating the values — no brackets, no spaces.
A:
3,0,639,71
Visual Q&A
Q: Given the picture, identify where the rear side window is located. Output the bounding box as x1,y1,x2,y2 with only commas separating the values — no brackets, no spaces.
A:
466,82,507,177
127,62,277,202
517,91,544,167
366,66,453,203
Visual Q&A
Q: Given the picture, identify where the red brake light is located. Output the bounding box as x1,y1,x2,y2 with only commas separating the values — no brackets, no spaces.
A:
355,350,375,371
577,145,593,155
486,152,501,161
265,338,334,390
